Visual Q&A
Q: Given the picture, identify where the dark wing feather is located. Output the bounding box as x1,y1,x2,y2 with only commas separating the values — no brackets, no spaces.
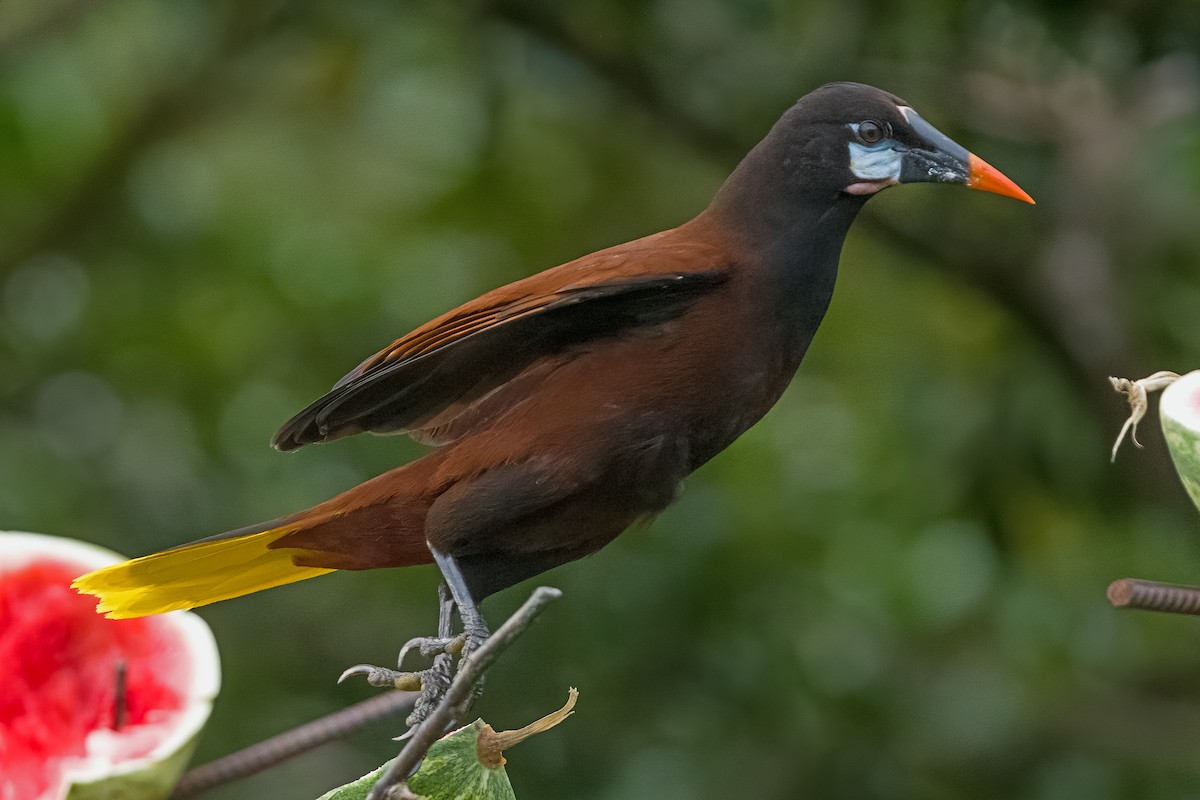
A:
271,253,728,451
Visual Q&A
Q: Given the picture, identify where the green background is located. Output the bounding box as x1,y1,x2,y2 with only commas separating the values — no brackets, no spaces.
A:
4,1,1200,798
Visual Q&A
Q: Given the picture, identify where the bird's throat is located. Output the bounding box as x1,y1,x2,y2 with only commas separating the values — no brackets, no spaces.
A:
707,189,865,352
760,195,863,367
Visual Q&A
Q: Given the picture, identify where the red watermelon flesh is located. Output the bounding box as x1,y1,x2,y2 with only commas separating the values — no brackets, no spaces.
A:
0,559,194,800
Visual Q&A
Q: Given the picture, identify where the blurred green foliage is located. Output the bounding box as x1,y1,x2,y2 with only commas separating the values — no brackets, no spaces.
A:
4,1,1200,798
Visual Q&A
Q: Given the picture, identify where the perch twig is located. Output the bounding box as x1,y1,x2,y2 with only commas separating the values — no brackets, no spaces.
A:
366,585,563,800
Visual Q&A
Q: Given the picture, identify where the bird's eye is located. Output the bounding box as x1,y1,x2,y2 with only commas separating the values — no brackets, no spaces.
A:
856,120,888,145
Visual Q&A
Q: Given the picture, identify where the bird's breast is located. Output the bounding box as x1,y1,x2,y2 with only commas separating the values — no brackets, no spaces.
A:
658,287,818,470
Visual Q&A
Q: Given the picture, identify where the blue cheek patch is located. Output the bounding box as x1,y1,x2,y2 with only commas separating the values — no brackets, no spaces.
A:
847,138,902,182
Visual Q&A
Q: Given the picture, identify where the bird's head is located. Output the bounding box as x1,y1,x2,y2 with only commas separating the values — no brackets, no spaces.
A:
790,82,1033,204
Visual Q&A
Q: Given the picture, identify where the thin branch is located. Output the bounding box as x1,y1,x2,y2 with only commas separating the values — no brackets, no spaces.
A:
367,586,563,800
169,690,417,799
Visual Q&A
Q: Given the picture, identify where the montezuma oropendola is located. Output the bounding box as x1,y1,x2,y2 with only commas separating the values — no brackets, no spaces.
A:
75,82,1032,712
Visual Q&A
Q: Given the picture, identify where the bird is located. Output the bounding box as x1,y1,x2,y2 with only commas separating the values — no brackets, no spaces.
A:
75,82,1032,707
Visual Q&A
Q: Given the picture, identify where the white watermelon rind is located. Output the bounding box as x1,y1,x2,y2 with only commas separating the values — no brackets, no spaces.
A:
1160,371,1200,515
0,531,221,800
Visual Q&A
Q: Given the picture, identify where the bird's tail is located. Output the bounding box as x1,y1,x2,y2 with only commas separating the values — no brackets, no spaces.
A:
74,456,442,619
72,523,333,619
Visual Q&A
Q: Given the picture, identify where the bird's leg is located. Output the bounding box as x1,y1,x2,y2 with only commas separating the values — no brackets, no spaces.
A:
338,552,489,726
392,550,489,667
431,547,490,664
399,550,494,725
405,581,455,727
393,581,458,667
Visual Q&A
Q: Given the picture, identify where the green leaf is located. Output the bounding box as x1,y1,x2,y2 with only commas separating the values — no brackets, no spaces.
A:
407,721,517,800
314,723,516,800
314,690,576,800
316,762,393,800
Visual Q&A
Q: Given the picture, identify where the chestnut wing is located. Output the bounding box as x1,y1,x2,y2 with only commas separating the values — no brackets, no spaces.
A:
271,267,728,451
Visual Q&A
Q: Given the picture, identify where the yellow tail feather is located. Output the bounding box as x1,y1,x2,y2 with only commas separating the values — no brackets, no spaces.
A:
72,528,334,619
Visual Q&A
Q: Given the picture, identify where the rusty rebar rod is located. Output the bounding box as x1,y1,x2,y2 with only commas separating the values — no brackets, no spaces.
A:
169,690,416,799
1107,578,1200,616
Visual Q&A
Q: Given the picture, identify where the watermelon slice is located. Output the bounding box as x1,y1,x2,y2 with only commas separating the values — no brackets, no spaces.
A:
0,531,220,800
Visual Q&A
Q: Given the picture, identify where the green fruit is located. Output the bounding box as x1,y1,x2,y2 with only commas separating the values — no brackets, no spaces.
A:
1161,370,1200,514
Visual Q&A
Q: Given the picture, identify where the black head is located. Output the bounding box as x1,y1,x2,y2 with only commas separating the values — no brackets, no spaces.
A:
713,82,1032,219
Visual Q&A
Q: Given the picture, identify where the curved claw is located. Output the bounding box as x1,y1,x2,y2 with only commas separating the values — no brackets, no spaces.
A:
338,664,378,684
395,638,430,669
338,664,424,691
396,635,466,668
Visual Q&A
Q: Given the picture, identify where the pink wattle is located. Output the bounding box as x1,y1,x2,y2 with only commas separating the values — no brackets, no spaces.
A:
844,178,897,196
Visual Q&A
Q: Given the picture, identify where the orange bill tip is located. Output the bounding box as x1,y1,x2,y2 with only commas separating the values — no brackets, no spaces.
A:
967,153,1035,204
